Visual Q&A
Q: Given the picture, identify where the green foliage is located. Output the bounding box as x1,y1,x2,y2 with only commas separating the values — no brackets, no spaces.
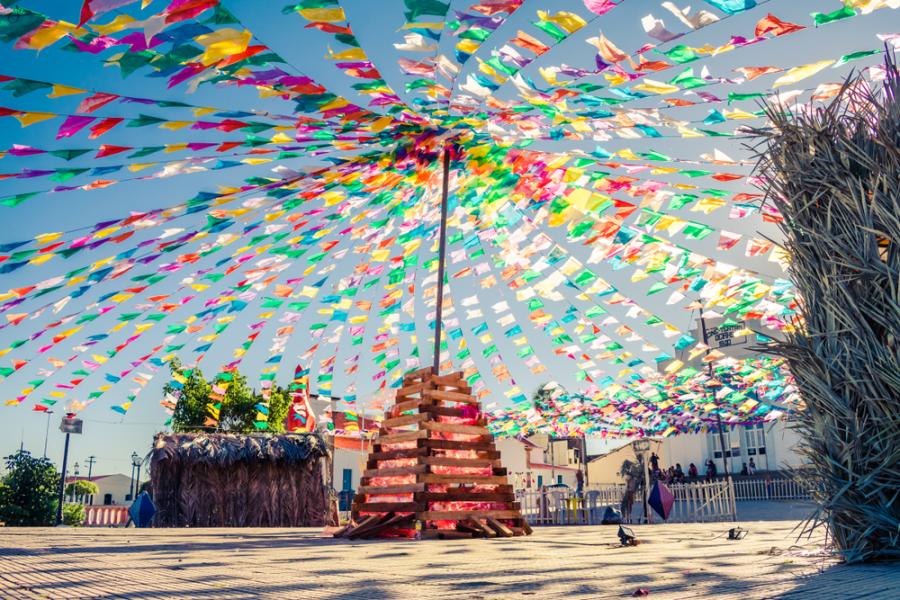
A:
165,359,294,434
62,502,85,527
65,480,99,498
0,450,60,526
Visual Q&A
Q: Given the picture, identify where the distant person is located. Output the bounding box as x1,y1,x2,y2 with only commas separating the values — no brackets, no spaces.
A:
576,469,584,494
748,458,756,475
675,463,685,482
666,466,675,483
740,463,749,476
705,459,717,481
649,452,659,472
688,463,698,479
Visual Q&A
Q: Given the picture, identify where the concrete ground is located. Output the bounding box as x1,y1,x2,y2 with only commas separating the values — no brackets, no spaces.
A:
0,518,895,599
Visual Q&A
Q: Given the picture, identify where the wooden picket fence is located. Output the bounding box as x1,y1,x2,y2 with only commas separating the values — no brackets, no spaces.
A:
732,477,809,500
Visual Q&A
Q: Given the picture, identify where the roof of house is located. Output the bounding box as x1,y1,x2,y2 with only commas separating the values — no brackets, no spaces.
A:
151,432,328,467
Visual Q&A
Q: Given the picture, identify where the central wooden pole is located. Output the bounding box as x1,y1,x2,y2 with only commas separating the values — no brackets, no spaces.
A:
432,145,451,374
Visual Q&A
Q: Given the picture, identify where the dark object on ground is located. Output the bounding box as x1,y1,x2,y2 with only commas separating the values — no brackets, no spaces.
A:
618,525,639,546
128,491,156,528
602,506,623,525
728,527,748,540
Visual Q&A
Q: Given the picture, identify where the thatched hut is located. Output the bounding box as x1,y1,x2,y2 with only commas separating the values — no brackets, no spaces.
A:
150,432,332,527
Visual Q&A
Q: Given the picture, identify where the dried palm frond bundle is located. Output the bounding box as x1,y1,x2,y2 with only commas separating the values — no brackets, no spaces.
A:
150,432,332,528
749,50,900,563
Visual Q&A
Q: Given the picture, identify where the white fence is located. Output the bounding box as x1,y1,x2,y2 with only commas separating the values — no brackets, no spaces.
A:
732,477,809,501
517,480,737,525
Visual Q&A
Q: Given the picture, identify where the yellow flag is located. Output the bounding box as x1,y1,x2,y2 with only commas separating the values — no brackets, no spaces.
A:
48,84,84,98
773,60,835,87
196,29,252,66
537,10,587,33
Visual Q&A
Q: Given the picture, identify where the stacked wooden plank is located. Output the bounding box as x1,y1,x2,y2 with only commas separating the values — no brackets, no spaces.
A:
334,367,532,539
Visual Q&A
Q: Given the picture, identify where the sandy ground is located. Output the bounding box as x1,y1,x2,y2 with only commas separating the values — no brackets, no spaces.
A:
0,518,895,599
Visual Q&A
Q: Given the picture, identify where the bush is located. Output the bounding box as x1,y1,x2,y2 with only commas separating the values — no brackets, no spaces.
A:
62,503,85,527
0,450,59,526
65,480,99,499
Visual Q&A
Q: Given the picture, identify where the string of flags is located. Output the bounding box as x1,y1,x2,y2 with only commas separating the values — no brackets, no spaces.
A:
1,0,897,437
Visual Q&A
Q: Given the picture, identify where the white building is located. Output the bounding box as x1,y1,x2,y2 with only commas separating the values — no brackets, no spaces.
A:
66,473,139,505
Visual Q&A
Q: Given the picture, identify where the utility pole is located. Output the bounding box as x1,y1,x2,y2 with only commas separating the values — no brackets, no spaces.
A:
432,144,451,374
56,413,82,526
86,456,96,480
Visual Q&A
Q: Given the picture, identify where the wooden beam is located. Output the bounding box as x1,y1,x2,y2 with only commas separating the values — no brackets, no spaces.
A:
419,438,496,451
377,430,427,445
424,389,479,404
418,510,522,520
358,483,425,495
416,491,516,503
486,517,514,537
381,413,427,429
367,447,426,461
421,456,500,468
421,421,491,436
419,474,508,485
353,502,420,513
362,465,426,478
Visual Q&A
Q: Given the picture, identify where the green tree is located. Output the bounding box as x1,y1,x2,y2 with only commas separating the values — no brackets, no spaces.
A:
65,480,99,501
62,503,85,527
165,359,212,433
165,358,294,434
0,450,60,526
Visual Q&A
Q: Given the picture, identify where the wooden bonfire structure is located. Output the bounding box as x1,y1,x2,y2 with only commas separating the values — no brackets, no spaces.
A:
334,367,531,539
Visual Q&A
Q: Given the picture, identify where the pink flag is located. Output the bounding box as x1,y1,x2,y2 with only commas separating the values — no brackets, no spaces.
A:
79,0,141,26
583,0,620,15
56,115,96,139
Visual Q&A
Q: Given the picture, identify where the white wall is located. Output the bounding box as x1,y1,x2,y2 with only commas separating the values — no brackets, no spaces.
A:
331,446,367,492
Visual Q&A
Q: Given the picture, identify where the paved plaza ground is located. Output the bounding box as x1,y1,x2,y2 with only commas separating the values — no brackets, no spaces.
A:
0,514,896,599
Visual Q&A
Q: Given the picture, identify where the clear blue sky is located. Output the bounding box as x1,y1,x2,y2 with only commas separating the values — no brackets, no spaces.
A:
0,0,892,476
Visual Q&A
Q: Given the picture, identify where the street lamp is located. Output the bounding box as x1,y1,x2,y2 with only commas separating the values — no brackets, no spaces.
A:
632,438,651,524
130,452,142,501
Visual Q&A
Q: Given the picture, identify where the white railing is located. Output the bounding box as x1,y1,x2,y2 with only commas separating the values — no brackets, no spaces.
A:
83,505,130,527
517,479,737,525
732,477,810,501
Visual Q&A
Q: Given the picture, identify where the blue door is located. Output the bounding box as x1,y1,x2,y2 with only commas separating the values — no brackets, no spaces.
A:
537,475,543,488
342,468,353,491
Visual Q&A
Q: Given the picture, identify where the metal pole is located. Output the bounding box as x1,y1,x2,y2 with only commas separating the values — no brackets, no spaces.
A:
43,411,52,458
129,464,136,501
55,432,70,525
432,144,451,374
699,305,736,521
641,454,650,524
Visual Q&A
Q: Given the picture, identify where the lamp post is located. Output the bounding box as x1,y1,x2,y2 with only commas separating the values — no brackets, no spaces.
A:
130,452,142,501
633,438,651,524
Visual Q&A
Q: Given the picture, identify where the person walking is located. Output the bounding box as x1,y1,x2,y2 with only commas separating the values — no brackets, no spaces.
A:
748,458,756,475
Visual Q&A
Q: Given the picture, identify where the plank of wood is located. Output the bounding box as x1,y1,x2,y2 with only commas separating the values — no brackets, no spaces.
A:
455,519,487,538
390,399,426,416
520,519,533,535
416,491,516,503
420,474,509,485
362,465,427,478
381,413,427,429
421,421,491,436
359,513,416,539
358,483,425,495
486,517,514,537
421,456,500,468
429,374,469,388
367,447,426,461
419,438,495,451
348,512,395,540
419,405,478,419
340,515,378,539
466,518,496,538
352,502,420,514
417,510,523,520
376,430,428,445
405,366,434,379
395,381,427,397
424,389,479,404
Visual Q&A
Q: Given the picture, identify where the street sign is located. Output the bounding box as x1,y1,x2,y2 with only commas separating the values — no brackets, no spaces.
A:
706,321,748,350
60,417,83,434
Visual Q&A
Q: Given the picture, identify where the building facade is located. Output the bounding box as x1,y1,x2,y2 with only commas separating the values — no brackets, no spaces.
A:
66,474,138,505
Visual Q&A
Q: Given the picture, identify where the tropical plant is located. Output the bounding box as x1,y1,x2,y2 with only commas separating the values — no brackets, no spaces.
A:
0,450,60,526
749,51,900,562
62,502,86,527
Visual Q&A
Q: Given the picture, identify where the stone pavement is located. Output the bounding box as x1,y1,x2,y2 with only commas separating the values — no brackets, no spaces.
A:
0,519,895,599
